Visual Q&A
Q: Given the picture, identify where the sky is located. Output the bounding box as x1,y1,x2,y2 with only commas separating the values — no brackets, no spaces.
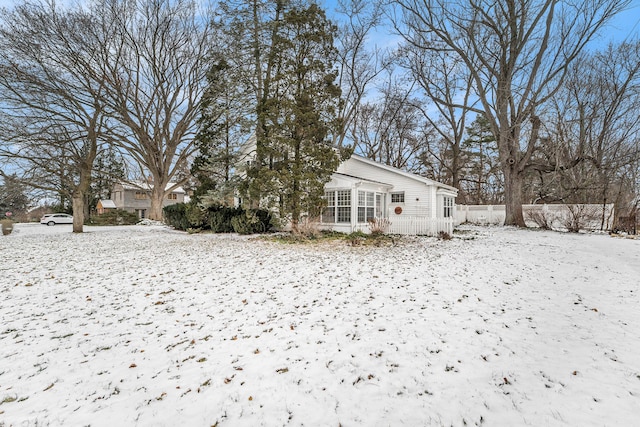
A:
1,0,638,45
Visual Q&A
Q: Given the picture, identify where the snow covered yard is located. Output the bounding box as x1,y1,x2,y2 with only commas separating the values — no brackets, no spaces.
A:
1,223,639,427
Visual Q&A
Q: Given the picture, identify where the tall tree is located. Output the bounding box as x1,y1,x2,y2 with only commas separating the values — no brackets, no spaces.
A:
90,146,126,211
527,41,640,226
401,41,478,200
88,0,218,220
0,174,31,218
351,77,427,172
0,1,107,232
460,114,502,204
249,3,343,230
334,0,388,148
192,56,252,205
392,0,630,226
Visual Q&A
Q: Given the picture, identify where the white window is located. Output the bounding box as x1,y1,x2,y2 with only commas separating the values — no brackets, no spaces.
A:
357,191,375,223
443,197,454,218
391,192,405,203
322,191,335,223
336,190,351,223
322,190,351,223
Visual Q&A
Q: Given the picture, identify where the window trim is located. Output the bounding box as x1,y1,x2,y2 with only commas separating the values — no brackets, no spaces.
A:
391,191,405,204
443,196,454,218
322,190,351,224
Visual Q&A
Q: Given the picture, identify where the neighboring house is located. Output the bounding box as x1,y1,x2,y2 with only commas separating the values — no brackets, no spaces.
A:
238,137,458,235
321,155,458,235
110,181,186,218
96,199,117,215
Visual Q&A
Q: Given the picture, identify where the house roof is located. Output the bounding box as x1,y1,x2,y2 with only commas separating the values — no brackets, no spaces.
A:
348,154,458,193
120,181,186,193
332,172,393,188
99,200,117,209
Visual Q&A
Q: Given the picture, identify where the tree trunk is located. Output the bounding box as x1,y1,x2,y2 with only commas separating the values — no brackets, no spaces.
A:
71,194,85,233
503,163,526,227
149,183,165,221
71,158,95,233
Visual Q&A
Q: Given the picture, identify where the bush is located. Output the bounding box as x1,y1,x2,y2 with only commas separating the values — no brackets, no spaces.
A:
563,204,599,233
294,217,322,238
186,204,208,228
526,208,554,230
88,209,139,226
230,209,273,235
367,217,391,235
163,203,191,230
209,206,239,233
438,230,452,240
164,202,272,234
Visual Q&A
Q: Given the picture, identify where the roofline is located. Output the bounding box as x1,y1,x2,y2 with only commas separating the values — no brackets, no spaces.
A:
332,172,394,188
348,154,459,193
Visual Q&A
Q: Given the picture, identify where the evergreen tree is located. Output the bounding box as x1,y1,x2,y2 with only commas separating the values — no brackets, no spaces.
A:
90,146,126,210
247,3,343,231
192,57,252,205
461,114,501,204
0,174,31,217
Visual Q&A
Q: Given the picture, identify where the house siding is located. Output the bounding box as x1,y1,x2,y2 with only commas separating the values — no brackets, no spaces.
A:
336,158,435,218
111,183,185,215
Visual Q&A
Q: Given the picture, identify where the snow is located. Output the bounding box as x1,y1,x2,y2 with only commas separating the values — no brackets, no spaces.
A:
1,223,639,426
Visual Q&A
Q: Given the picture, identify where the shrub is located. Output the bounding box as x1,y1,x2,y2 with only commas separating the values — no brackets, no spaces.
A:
164,202,272,234
367,217,391,235
163,203,191,230
186,204,208,229
231,209,273,235
437,230,452,240
209,207,239,233
563,204,599,233
294,217,322,238
88,209,139,226
526,208,554,230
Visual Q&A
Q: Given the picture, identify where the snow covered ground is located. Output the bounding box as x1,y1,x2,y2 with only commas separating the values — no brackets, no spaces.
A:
1,223,639,426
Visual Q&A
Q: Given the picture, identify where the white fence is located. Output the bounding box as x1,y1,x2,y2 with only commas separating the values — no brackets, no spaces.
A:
353,216,454,236
456,203,615,231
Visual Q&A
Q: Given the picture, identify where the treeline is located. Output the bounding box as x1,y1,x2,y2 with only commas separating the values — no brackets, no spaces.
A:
1,0,638,232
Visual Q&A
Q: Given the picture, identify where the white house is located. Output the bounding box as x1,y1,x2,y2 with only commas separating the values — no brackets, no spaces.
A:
238,137,458,235
321,155,458,235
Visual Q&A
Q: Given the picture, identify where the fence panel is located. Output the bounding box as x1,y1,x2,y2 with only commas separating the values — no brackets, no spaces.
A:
456,204,615,230
387,216,454,236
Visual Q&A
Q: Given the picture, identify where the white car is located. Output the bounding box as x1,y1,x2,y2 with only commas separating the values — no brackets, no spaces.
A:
40,213,73,226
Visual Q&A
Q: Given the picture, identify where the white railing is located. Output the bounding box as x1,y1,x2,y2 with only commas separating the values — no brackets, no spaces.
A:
356,216,454,236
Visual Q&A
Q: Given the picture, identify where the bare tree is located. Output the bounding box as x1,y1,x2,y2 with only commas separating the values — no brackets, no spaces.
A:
334,0,389,148
351,76,428,171
400,42,478,201
392,0,630,226
87,0,217,220
0,1,108,232
529,41,640,228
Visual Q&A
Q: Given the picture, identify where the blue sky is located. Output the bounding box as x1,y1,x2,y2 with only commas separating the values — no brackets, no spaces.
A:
1,0,638,43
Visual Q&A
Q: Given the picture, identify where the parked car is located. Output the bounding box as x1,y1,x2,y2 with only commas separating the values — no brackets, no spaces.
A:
40,213,73,226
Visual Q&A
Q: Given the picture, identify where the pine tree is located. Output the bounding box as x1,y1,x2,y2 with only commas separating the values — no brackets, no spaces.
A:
90,146,126,211
247,3,343,231
462,114,501,204
0,174,31,218
192,57,251,206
